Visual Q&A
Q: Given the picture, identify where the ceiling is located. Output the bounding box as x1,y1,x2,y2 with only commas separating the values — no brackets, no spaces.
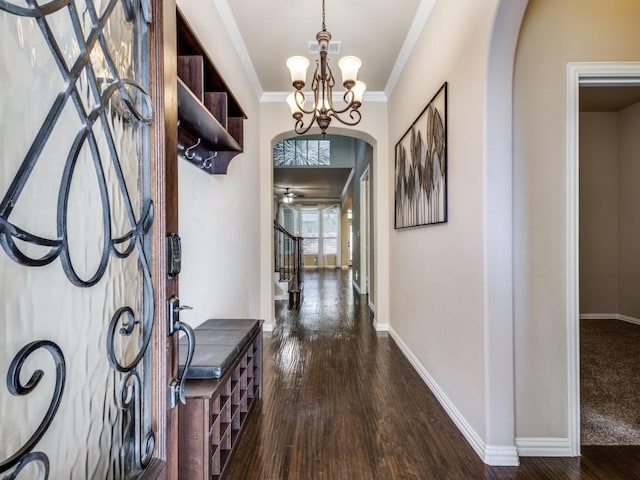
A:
223,0,425,93
274,167,352,204
580,86,640,112
217,0,428,203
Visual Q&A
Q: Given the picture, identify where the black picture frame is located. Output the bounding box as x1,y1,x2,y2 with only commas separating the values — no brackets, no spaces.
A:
394,82,448,229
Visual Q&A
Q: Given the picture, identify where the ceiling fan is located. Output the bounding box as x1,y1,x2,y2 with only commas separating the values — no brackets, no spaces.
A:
283,187,304,198
282,187,304,203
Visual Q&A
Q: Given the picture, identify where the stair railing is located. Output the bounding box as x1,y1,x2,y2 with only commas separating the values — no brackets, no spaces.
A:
274,220,304,309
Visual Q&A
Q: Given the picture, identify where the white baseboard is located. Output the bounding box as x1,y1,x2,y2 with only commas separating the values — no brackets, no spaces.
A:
263,322,274,333
352,280,361,293
273,274,288,301
341,265,350,270
484,446,519,466
580,313,640,326
374,321,389,332
388,327,519,466
619,314,640,325
516,437,572,457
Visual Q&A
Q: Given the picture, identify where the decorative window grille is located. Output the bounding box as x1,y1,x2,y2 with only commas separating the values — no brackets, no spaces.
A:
273,139,330,166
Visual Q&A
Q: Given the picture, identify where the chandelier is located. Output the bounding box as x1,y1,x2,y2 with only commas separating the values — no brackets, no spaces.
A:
285,0,366,136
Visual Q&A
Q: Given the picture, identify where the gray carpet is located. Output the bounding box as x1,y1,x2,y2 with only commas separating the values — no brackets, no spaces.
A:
581,318,640,445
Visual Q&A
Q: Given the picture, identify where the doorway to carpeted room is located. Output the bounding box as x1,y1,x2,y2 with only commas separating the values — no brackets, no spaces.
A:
581,318,640,445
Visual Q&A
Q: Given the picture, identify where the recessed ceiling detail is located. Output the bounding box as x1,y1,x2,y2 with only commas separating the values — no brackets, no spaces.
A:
224,0,422,93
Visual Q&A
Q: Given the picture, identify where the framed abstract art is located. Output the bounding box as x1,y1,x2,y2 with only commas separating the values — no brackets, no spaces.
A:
394,82,448,229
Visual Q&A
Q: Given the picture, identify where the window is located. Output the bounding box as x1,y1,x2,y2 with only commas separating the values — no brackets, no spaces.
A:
300,209,320,255
273,139,330,166
280,206,298,235
322,207,338,255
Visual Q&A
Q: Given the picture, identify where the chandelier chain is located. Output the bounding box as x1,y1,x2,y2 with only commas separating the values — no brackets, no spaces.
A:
322,0,326,32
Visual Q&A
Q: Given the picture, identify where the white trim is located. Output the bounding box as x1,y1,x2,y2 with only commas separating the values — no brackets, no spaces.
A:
566,62,580,458
368,300,376,314
260,91,387,103
516,437,572,457
580,313,640,326
260,92,290,102
263,322,274,333
363,91,387,103
340,265,350,270
385,0,437,97
482,0,527,454
484,446,519,467
619,314,640,326
566,62,640,458
374,321,389,332
213,0,263,99
341,169,355,200
359,166,371,295
389,327,519,466
274,275,289,301
579,313,618,320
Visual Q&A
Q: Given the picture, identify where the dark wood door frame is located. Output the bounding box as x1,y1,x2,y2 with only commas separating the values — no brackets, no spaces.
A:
147,0,179,477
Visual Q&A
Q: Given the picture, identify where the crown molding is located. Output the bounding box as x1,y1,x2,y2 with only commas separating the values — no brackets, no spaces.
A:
214,0,434,103
212,0,263,100
213,0,436,103
385,0,437,98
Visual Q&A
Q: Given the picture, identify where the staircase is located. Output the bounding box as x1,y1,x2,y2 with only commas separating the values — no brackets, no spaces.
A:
274,220,304,309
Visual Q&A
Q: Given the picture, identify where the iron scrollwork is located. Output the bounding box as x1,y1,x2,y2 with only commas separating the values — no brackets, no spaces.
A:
0,342,65,479
1,0,154,477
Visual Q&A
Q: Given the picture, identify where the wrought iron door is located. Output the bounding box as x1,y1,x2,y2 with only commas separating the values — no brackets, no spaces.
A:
0,1,157,477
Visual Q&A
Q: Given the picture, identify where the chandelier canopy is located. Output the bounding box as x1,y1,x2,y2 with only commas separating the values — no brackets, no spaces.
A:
286,0,366,136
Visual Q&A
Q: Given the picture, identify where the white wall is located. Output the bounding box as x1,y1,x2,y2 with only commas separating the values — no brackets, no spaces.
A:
177,0,261,328
388,0,507,460
513,0,640,445
579,112,619,314
617,102,640,319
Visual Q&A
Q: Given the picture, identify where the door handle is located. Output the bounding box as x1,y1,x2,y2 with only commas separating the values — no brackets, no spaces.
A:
167,296,195,409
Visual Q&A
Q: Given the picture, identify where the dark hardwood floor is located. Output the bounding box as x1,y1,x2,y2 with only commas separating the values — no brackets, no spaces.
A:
224,269,640,479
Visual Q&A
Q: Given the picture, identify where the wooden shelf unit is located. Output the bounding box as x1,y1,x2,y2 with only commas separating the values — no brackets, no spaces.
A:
176,9,246,174
178,329,262,480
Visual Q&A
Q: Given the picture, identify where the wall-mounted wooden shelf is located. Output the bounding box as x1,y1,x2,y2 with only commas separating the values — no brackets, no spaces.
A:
178,79,241,152
176,9,246,175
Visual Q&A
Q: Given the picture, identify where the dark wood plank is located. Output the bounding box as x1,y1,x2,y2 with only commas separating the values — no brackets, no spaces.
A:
178,399,206,480
226,117,243,149
177,55,204,101
224,269,640,480
177,80,241,153
204,92,228,128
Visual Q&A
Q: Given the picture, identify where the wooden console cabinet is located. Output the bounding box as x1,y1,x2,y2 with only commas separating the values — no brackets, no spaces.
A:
178,328,262,479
